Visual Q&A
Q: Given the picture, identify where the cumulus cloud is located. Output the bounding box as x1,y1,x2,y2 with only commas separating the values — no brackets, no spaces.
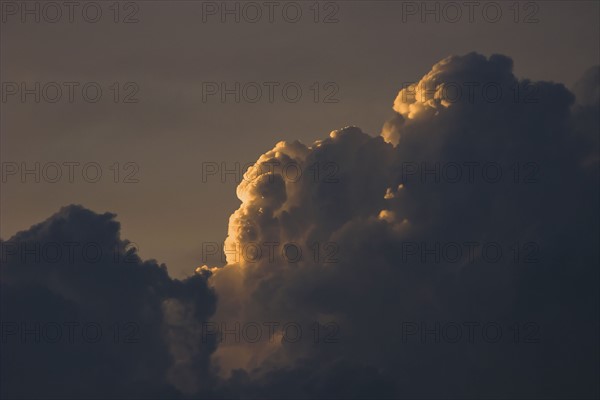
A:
208,53,599,398
0,205,217,399
3,53,598,399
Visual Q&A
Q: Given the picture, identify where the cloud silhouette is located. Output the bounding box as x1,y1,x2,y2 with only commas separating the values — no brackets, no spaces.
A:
208,53,599,398
1,205,217,399
2,53,598,399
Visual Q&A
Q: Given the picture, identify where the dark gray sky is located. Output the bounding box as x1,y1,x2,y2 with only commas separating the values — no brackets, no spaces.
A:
2,0,599,278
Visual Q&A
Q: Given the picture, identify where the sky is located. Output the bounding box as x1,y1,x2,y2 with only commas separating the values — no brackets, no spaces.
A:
1,1,599,399
1,0,599,278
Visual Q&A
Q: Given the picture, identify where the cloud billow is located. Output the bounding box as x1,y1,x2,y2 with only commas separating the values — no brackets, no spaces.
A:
209,53,599,398
2,53,598,399
1,205,218,399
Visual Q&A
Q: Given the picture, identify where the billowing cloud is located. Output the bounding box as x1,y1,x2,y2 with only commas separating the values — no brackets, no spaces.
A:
1,205,217,399
2,53,598,399
208,53,599,398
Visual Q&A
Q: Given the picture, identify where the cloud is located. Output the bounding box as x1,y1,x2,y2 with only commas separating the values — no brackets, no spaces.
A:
2,53,598,399
208,53,599,398
571,66,600,166
0,205,217,399
572,66,600,107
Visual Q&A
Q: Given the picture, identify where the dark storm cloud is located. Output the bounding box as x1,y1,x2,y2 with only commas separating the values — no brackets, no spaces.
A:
0,205,217,399
208,53,599,398
2,53,598,399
